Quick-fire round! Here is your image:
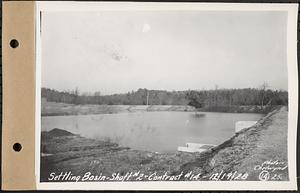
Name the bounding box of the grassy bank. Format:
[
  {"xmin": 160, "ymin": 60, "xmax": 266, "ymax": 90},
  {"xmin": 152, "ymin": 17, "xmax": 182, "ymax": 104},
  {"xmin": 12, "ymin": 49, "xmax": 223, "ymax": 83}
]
[{"xmin": 41, "ymin": 106, "xmax": 288, "ymax": 182}]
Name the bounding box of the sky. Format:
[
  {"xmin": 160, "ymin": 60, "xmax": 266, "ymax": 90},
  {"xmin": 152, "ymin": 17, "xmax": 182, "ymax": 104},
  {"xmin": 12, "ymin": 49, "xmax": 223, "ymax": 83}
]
[{"xmin": 42, "ymin": 11, "xmax": 288, "ymax": 95}]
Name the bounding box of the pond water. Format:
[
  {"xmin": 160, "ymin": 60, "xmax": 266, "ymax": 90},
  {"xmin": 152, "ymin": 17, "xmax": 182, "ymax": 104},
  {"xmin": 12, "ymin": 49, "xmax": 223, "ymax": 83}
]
[{"xmin": 41, "ymin": 111, "xmax": 263, "ymax": 153}]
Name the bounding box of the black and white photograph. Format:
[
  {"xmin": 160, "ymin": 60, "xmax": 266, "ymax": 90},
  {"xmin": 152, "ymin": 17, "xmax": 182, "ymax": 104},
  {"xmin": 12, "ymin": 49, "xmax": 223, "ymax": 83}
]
[{"xmin": 36, "ymin": 2, "xmax": 298, "ymax": 190}]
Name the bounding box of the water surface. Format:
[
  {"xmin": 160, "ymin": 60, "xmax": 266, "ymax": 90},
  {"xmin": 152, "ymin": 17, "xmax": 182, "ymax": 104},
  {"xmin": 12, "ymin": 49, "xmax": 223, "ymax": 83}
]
[{"xmin": 42, "ymin": 111, "xmax": 263, "ymax": 152}]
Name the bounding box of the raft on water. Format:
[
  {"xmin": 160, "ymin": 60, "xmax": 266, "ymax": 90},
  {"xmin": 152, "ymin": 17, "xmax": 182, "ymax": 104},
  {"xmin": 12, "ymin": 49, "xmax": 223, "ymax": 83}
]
[
  {"xmin": 177, "ymin": 143, "xmax": 216, "ymax": 153},
  {"xmin": 194, "ymin": 112, "xmax": 206, "ymax": 117}
]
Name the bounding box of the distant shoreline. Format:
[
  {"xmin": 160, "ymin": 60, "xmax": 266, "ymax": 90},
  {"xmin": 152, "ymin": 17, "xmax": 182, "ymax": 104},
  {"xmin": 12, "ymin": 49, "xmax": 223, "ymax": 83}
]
[
  {"xmin": 42, "ymin": 102, "xmax": 196, "ymax": 116},
  {"xmin": 41, "ymin": 101, "xmax": 277, "ymax": 116}
]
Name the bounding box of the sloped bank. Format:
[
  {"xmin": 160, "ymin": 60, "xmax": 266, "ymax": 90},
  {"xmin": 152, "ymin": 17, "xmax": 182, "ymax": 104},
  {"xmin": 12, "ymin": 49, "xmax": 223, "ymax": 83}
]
[
  {"xmin": 178, "ymin": 106, "xmax": 289, "ymax": 181},
  {"xmin": 40, "ymin": 106, "xmax": 288, "ymax": 182}
]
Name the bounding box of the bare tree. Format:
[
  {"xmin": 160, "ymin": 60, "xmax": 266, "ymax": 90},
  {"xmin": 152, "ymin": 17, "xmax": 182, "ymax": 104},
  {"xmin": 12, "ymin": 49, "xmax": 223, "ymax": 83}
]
[
  {"xmin": 259, "ymin": 82, "xmax": 269, "ymax": 109},
  {"xmin": 215, "ymin": 84, "xmax": 219, "ymax": 106},
  {"xmin": 72, "ymin": 87, "xmax": 80, "ymax": 104}
]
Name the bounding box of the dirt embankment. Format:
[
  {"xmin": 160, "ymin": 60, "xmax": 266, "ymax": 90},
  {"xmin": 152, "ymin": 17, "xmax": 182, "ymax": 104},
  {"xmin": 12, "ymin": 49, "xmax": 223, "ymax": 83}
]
[
  {"xmin": 41, "ymin": 129, "xmax": 199, "ymax": 181},
  {"xmin": 42, "ymin": 101, "xmax": 274, "ymax": 116},
  {"xmin": 41, "ymin": 106, "xmax": 288, "ymax": 182},
  {"xmin": 42, "ymin": 102, "xmax": 196, "ymax": 116}
]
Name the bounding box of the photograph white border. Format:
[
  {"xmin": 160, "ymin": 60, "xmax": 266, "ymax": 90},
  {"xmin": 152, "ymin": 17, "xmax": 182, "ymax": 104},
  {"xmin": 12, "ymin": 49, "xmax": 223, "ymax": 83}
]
[{"xmin": 35, "ymin": 1, "xmax": 298, "ymax": 190}]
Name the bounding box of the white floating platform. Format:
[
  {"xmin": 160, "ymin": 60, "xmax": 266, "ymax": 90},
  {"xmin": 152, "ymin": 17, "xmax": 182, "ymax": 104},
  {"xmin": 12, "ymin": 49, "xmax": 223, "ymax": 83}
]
[
  {"xmin": 186, "ymin": 143, "xmax": 216, "ymax": 149},
  {"xmin": 177, "ymin": 146, "xmax": 207, "ymax": 153},
  {"xmin": 235, "ymin": 121, "xmax": 257, "ymax": 133},
  {"xmin": 178, "ymin": 142, "xmax": 216, "ymax": 153}
]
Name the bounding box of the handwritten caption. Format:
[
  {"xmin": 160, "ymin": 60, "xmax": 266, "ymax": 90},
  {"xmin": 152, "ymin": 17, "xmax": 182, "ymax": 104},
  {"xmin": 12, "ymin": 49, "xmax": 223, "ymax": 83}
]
[
  {"xmin": 47, "ymin": 159, "xmax": 287, "ymax": 182},
  {"xmin": 48, "ymin": 171, "xmax": 203, "ymax": 182},
  {"xmin": 48, "ymin": 170, "xmax": 251, "ymax": 182},
  {"xmin": 253, "ymin": 159, "xmax": 288, "ymax": 181}
]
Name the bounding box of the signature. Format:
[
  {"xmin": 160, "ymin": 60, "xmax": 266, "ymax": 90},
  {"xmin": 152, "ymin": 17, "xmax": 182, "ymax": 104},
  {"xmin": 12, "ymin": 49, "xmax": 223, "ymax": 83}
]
[{"xmin": 254, "ymin": 159, "xmax": 288, "ymax": 181}]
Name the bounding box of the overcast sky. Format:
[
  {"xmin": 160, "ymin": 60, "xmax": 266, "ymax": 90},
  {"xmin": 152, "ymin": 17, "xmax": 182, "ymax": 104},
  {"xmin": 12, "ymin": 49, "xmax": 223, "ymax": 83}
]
[{"xmin": 42, "ymin": 11, "xmax": 287, "ymax": 94}]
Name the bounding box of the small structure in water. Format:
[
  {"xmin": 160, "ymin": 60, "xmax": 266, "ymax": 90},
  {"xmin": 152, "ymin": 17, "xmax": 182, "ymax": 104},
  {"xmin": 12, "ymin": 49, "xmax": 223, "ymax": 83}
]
[
  {"xmin": 177, "ymin": 142, "xmax": 216, "ymax": 153},
  {"xmin": 194, "ymin": 112, "xmax": 205, "ymax": 118},
  {"xmin": 235, "ymin": 121, "xmax": 257, "ymax": 133}
]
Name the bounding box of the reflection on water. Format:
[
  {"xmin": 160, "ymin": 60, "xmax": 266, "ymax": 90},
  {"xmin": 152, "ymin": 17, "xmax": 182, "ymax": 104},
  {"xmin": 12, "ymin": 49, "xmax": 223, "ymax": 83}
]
[{"xmin": 41, "ymin": 111, "xmax": 263, "ymax": 153}]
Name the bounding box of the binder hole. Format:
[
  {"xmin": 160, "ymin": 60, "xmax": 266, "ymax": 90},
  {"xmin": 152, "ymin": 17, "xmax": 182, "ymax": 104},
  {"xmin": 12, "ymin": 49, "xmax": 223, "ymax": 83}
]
[
  {"xmin": 10, "ymin": 39, "xmax": 19, "ymax": 48},
  {"xmin": 13, "ymin": 143, "xmax": 22, "ymax": 152}
]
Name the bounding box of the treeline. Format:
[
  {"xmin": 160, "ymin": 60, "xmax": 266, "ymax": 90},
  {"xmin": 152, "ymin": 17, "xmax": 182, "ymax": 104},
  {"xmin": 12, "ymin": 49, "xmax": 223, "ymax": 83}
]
[
  {"xmin": 186, "ymin": 88, "xmax": 288, "ymax": 109},
  {"xmin": 42, "ymin": 87, "xmax": 288, "ymax": 108},
  {"xmin": 42, "ymin": 88, "xmax": 188, "ymax": 105}
]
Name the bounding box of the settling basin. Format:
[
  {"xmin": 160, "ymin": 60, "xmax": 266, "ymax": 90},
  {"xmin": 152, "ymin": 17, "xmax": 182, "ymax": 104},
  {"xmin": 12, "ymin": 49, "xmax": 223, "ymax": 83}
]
[{"xmin": 41, "ymin": 111, "xmax": 263, "ymax": 153}]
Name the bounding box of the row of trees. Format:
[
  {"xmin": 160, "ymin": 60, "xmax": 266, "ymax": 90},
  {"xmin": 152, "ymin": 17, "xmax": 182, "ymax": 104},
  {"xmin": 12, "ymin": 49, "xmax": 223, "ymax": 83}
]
[
  {"xmin": 42, "ymin": 86, "xmax": 288, "ymax": 108},
  {"xmin": 42, "ymin": 88, "xmax": 189, "ymax": 105},
  {"xmin": 186, "ymin": 88, "xmax": 287, "ymax": 109}
]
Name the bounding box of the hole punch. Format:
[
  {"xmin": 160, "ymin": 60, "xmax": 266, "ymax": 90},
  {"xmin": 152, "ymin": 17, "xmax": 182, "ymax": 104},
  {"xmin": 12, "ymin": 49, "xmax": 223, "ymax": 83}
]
[
  {"xmin": 10, "ymin": 39, "xmax": 19, "ymax": 48},
  {"xmin": 13, "ymin": 143, "xmax": 22, "ymax": 152}
]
